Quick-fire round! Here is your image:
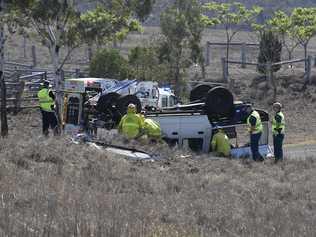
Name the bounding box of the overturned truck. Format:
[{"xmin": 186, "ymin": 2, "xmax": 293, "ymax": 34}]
[{"xmin": 63, "ymin": 82, "xmax": 272, "ymax": 158}]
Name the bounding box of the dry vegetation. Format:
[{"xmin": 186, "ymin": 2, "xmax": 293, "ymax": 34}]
[{"xmin": 0, "ymin": 110, "xmax": 315, "ymax": 236}]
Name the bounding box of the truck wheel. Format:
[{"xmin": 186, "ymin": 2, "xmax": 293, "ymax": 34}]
[
  {"xmin": 96, "ymin": 92, "xmax": 120, "ymax": 113},
  {"xmin": 188, "ymin": 139, "xmax": 203, "ymax": 152},
  {"xmin": 190, "ymin": 84, "xmax": 212, "ymax": 102},
  {"xmin": 205, "ymin": 86, "xmax": 234, "ymax": 121},
  {"xmin": 117, "ymin": 95, "xmax": 142, "ymax": 115}
]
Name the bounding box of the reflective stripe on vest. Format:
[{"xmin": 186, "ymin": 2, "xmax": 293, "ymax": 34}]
[
  {"xmin": 38, "ymin": 89, "xmax": 54, "ymax": 112},
  {"xmin": 247, "ymin": 110, "xmax": 263, "ymax": 134},
  {"xmin": 272, "ymin": 111, "xmax": 285, "ymax": 135}
]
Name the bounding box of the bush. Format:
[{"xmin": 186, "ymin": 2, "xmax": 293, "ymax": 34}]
[
  {"xmin": 89, "ymin": 48, "xmax": 130, "ymax": 79},
  {"xmin": 257, "ymin": 30, "xmax": 282, "ymax": 74}
]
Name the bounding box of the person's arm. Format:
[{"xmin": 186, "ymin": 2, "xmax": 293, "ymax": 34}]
[
  {"xmin": 49, "ymin": 91, "xmax": 55, "ymax": 100},
  {"xmin": 249, "ymin": 116, "xmax": 257, "ymax": 133},
  {"xmin": 274, "ymin": 114, "xmax": 283, "ymax": 134},
  {"xmin": 118, "ymin": 116, "xmax": 124, "ymax": 133}
]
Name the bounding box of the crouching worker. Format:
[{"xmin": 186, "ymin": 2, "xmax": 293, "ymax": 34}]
[
  {"xmin": 143, "ymin": 118, "xmax": 162, "ymax": 143},
  {"xmin": 211, "ymin": 127, "xmax": 231, "ymax": 157},
  {"xmin": 118, "ymin": 104, "xmax": 144, "ymax": 139},
  {"xmin": 37, "ymin": 80, "xmax": 58, "ymax": 136}
]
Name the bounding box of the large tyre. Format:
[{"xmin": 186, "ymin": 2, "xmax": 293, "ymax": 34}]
[
  {"xmin": 96, "ymin": 92, "xmax": 120, "ymax": 113},
  {"xmin": 190, "ymin": 84, "xmax": 212, "ymax": 102},
  {"xmin": 117, "ymin": 94, "xmax": 142, "ymax": 115},
  {"xmin": 205, "ymin": 86, "xmax": 235, "ymax": 121}
]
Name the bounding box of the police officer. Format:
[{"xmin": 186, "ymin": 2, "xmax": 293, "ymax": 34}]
[
  {"xmin": 37, "ymin": 81, "xmax": 58, "ymax": 136},
  {"xmin": 118, "ymin": 104, "xmax": 144, "ymax": 139},
  {"xmin": 247, "ymin": 106, "xmax": 263, "ymax": 161},
  {"xmin": 272, "ymin": 102, "xmax": 285, "ymax": 163}
]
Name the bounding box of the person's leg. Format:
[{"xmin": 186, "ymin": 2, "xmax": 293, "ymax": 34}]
[
  {"xmin": 49, "ymin": 112, "xmax": 59, "ymax": 136},
  {"xmin": 275, "ymin": 134, "xmax": 285, "ymax": 162},
  {"xmin": 250, "ymin": 134, "xmax": 257, "ymax": 161},
  {"xmin": 41, "ymin": 110, "xmax": 49, "ymax": 136},
  {"xmin": 252, "ymin": 133, "xmax": 261, "ymax": 161}
]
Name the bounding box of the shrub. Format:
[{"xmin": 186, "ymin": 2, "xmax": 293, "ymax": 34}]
[
  {"xmin": 89, "ymin": 48, "xmax": 130, "ymax": 79},
  {"xmin": 257, "ymin": 30, "xmax": 282, "ymax": 74}
]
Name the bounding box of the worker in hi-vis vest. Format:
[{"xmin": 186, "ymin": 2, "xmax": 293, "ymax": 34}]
[
  {"xmin": 143, "ymin": 118, "xmax": 162, "ymax": 142},
  {"xmin": 118, "ymin": 104, "xmax": 144, "ymax": 139},
  {"xmin": 272, "ymin": 102, "xmax": 285, "ymax": 163},
  {"xmin": 247, "ymin": 106, "xmax": 264, "ymax": 161},
  {"xmin": 211, "ymin": 127, "xmax": 231, "ymax": 157},
  {"xmin": 37, "ymin": 80, "xmax": 58, "ymax": 136}
]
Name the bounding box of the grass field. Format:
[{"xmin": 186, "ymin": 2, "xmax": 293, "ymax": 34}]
[
  {"xmin": 1, "ymin": 111, "xmax": 316, "ymax": 236},
  {"xmin": 2, "ymin": 27, "xmax": 316, "ymax": 236}
]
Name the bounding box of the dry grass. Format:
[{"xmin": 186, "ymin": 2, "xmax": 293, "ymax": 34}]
[{"xmin": 0, "ymin": 111, "xmax": 316, "ymax": 236}]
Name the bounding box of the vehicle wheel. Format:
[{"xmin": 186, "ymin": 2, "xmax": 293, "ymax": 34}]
[
  {"xmin": 117, "ymin": 94, "xmax": 142, "ymax": 115},
  {"xmin": 96, "ymin": 92, "xmax": 120, "ymax": 113},
  {"xmin": 188, "ymin": 139, "xmax": 203, "ymax": 152},
  {"xmin": 205, "ymin": 86, "xmax": 235, "ymax": 121},
  {"xmin": 190, "ymin": 84, "xmax": 212, "ymax": 102}
]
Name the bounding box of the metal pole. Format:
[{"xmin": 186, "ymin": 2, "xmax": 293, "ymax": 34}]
[{"xmin": 241, "ymin": 42, "xmax": 246, "ymax": 69}]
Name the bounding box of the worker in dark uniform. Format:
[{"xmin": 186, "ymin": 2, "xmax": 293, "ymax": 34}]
[
  {"xmin": 272, "ymin": 102, "xmax": 285, "ymax": 163},
  {"xmin": 247, "ymin": 107, "xmax": 263, "ymax": 161},
  {"xmin": 37, "ymin": 81, "xmax": 58, "ymax": 136}
]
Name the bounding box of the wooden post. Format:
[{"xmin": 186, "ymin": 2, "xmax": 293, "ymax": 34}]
[
  {"xmin": 87, "ymin": 47, "xmax": 92, "ymax": 62},
  {"xmin": 14, "ymin": 80, "xmax": 25, "ymax": 115},
  {"xmin": 206, "ymin": 42, "xmax": 210, "ymax": 66},
  {"xmin": 23, "ymin": 35, "xmax": 27, "ymax": 58},
  {"xmin": 241, "ymin": 43, "xmax": 246, "ymax": 68},
  {"xmin": 31, "ymin": 45, "xmax": 37, "ymax": 67},
  {"xmin": 306, "ymin": 55, "xmax": 312, "ymax": 84},
  {"xmin": 75, "ymin": 68, "xmax": 80, "ymax": 78},
  {"xmin": 0, "ymin": 71, "xmax": 8, "ymax": 137},
  {"xmin": 221, "ymin": 57, "xmax": 228, "ymax": 83}
]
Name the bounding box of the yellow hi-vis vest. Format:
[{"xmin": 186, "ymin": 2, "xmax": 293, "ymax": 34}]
[
  {"xmin": 247, "ymin": 110, "xmax": 263, "ymax": 134},
  {"xmin": 118, "ymin": 112, "xmax": 144, "ymax": 139},
  {"xmin": 38, "ymin": 88, "xmax": 54, "ymax": 112},
  {"xmin": 144, "ymin": 118, "xmax": 161, "ymax": 139},
  {"xmin": 272, "ymin": 111, "xmax": 285, "ymax": 135},
  {"xmin": 211, "ymin": 131, "xmax": 231, "ymax": 157}
]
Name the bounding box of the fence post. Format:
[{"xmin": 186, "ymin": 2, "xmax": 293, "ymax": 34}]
[
  {"xmin": 31, "ymin": 45, "xmax": 37, "ymax": 67},
  {"xmin": 0, "ymin": 71, "xmax": 8, "ymax": 137},
  {"xmin": 241, "ymin": 42, "xmax": 246, "ymax": 68},
  {"xmin": 314, "ymin": 55, "xmax": 316, "ymax": 67},
  {"xmin": 87, "ymin": 47, "xmax": 92, "ymax": 62},
  {"xmin": 206, "ymin": 42, "xmax": 210, "ymax": 66},
  {"xmin": 23, "ymin": 35, "xmax": 27, "ymax": 58},
  {"xmin": 221, "ymin": 57, "xmax": 228, "ymax": 83},
  {"xmin": 75, "ymin": 68, "xmax": 80, "ymax": 78},
  {"xmin": 306, "ymin": 55, "xmax": 312, "ymax": 84}
]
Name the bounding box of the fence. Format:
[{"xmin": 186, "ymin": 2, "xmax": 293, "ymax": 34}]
[
  {"xmin": 205, "ymin": 41, "xmax": 260, "ymax": 66},
  {"xmin": 221, "ymin": 56, "xmax": 314, "ymax": 84}
]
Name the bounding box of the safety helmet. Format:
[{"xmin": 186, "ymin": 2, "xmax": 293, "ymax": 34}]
[
  {"xmin": 273, "ymin": 102, "xmax": 282, "ymax": 110},
  {"xmin": 127, "ymin": 103, "xmax": 136, "ymax": 113}
]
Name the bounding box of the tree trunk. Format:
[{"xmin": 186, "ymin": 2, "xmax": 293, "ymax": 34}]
[
  {"xmin": 50, "ymin": 44, "xmax": 62, "ymax": 133},
  {"xmin": 304, "ymin": 43, "xmax": 308, "ymax": 72},
  {"xmin": 0, "ymin": 21, "xmax": 8, "ymax": 137}
]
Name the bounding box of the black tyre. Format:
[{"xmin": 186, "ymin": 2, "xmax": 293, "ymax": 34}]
[
  {"xmin": 188, "ymin": 139, "xmax": 203, "ymax": 152},
  {"xmin": 96, "ymin": 92, "xmax": 120, "ymax": 113},
  {"xmin": 205, "ymin": 86, "xmax": 235, "ymax": 121},
  {"xmin": 117, "ymin": 94, "xmax": 142, "ymax": 115},
  {"xmin": 190, "ymin": 84, "xmax": 212, "ymax": 102}
]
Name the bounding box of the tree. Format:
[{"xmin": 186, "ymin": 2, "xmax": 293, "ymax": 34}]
[
  {"xmin": 268, "ymin": 11, "xmax": 299, "ymax": 61},
  {"xmin": 0, "ymin": 0, "xmax": 29, "ymax": 137},
  {"xmin": 128, "ymin": 46, "xmax": 169, "ymax": 82},
  {"xmin": 202, "ymin": 2, "xmax": 262, "ymax": 79},
  {"xmin": 257, "ymin": 30, "xmax": 282, "ymax": 74},
  {"xmin": 290, "ymin": 7, "xmax": 316, "ymax": 71},
  {"xmin": 160, "ymin": 0, "xmax": 206, "ymax": 95},
  {"xmin": 89, "ymin": 48, "xmax": 130, "ymax": 80}
]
